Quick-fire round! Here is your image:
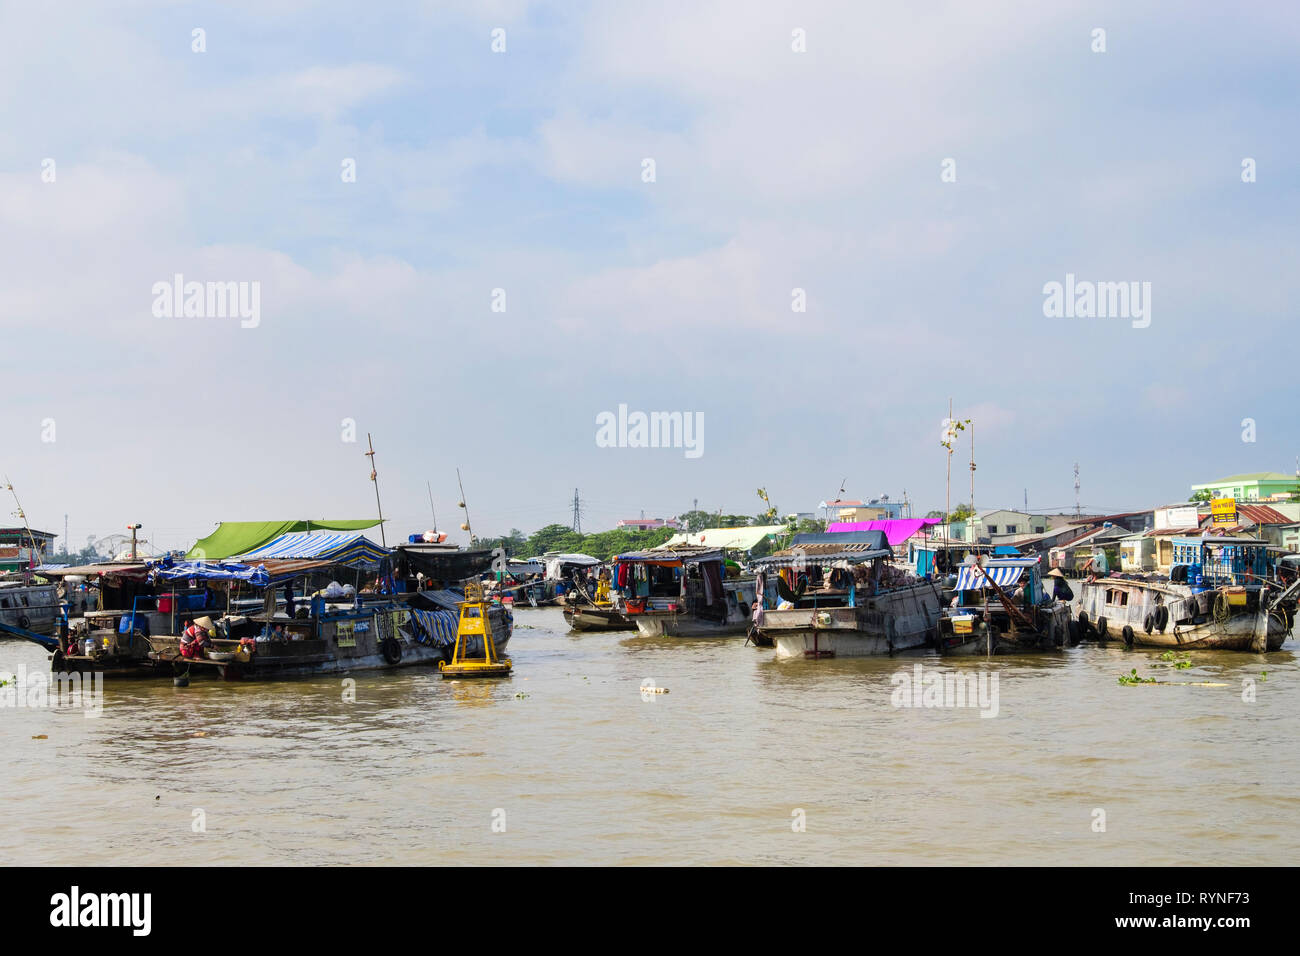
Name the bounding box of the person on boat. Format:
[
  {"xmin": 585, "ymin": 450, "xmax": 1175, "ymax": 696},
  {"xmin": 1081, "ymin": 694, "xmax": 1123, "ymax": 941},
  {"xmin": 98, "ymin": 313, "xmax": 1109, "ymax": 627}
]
[
  {"xmin": 1047, "ymin": 568, "xmax": 1074, "ymax": 602},
  {"xmin": 179, "ymin": 619, "xmax": 204, "ymax": 658}
]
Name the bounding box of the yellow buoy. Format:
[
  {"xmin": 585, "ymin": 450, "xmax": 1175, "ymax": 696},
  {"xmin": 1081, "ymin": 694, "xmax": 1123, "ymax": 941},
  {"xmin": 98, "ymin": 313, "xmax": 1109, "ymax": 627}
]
[{"xmin": 439, "ymin": 581, "xmax": 512, "ymax": 679}]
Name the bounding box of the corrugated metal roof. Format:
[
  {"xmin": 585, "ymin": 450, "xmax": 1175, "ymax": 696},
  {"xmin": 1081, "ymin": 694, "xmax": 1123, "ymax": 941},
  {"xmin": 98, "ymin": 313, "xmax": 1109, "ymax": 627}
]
[
  {"xmin": 1234, "ymin": 504, "xmax": 1291, "ymax": 525},
  {"xmin": 618, "ymin": 545, "xmax": 723, "ymax": 563},
  {"xmin": 751, "ymin": 542, "xmax": 892, "ymax": 568},
  {"xmin": 42, "ymin": 561, "xmax": 151, "ymax": 578}
]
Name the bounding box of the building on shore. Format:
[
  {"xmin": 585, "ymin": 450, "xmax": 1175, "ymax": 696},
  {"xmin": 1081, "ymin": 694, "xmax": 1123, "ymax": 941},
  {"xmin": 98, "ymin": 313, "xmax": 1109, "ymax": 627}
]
[
  {"xmin": 615, "ymin": 518, "xmax": 682, "ymax": 531},
  {"xmin": 819, "ymin": 497, "xmax": 905, "ymax": 521},
  {"xmin": 1190, "ymin": 472, "xmax": 1297, "ymax": 501},
  {"xmin": 0, "ymin": 527, "xmax": 57, "ymax": 573},
  {"xmin": 930, "ymin": 510, "xmax": 1049, "ymax": 545}
]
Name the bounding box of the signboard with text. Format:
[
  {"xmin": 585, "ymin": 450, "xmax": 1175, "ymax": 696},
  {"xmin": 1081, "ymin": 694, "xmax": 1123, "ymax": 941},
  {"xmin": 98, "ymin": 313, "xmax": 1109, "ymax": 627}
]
[
  {"xmin": 1155, "ymin": 507, "xmax": 1199, "ymax": 530},
  {"xmin": 1211, "ymin": 497, "xmax": 1238, "ymax": 526}
]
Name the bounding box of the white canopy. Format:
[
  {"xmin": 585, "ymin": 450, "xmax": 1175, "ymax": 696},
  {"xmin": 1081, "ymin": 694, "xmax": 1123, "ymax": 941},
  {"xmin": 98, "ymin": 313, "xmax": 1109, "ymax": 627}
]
[
  {"xmin": 544, "ymin": 553, "xmax": 602, "ymax": 580},
  {"xmin": 663, "ymin": 525, "xmax": 787, "ymax": 551}
]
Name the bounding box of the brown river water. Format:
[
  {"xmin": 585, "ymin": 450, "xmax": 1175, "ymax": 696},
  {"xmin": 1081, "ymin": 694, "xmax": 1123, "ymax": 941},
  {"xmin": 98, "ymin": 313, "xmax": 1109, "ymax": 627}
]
[{"xmin": 1, "ymin": 608, "xmax": 1296, "ymax": 865}]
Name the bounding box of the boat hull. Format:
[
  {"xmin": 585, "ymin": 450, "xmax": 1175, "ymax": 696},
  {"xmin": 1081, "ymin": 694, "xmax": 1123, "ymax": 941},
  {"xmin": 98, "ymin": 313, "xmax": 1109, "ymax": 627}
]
[
  {"xmin": 633, "ymin": 614, "xmax": 748, "ymax": 638},
  {"xmin": 148, "ymin": 633, "xmax": 513, "ymax": 680},
  {"xmin": 54, "ymin": 604, "xmax": 514, "ymax": 679},
  {"xmin": 760, "ymin": 583, "xmax": 943, "ymax": 659},
  {"xmin": 1077, "ymin": 580, "xmax": 1289, "ymax": 652},
  {"xmin": 770, "ymin": 627, "xmax": 931, "ymax": 659},
  {"xmin": 563, "ymin": 605, "xmax": 635, "ymax": 631},
  {"xmin": 1090, "ymin": 615, "xmax": 1286, "ymax": 652},
  {"xmin": 0, "ymin": 583, "xmax": 60, "ymax": 636}
]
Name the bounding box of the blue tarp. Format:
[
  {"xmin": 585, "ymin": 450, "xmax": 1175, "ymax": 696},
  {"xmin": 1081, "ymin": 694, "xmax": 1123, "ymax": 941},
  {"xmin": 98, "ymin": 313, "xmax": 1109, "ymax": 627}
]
[{"xmin": 152, "ymin": 561, "xmax": 271, "ymax": 586}]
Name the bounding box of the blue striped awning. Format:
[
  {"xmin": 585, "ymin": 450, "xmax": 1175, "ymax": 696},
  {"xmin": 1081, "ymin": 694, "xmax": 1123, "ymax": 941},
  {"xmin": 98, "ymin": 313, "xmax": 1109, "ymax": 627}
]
[
  {"xmin": 240, "ymin": 531, "xmax": 390, "ymax": 570},
  {"xmin": 409, "ymin": 608, "xmax": 458, "ymax": 647},
  {"xmin": 955, "ymin": 564, "xmax": 1025, "ymax": 591}
]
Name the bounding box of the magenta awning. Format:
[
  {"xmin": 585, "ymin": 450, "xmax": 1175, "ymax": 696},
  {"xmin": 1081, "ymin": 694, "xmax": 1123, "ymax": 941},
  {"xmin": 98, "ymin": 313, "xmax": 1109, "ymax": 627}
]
[{"xmin": 825, "ymin": 518, "xmax": 938, "ymax": 545}]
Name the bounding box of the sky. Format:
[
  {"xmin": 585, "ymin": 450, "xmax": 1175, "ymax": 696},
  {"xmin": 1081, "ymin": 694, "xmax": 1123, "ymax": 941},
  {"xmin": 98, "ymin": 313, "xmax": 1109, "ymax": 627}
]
[{"xmin": 1, "ymin": 1, "xmax": 1297, "ymax": 555}]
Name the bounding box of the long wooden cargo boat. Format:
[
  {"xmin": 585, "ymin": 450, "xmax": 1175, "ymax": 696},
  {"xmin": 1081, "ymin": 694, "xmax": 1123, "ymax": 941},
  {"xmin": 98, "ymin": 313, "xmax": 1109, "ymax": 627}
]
[
  {"xmin": 1074, "ymin": 535, "xmax": 1294, "ymax": 652},
  {"xmin": 32, "ymin": 545, "xmax": 510, "ymax": 678}
]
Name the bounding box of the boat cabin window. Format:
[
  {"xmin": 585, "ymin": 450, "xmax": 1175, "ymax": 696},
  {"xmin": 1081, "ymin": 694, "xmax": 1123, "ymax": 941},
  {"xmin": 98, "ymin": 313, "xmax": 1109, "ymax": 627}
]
[{"xmin": 1106, "ymin": 589, "xmax": 1128, "ymax": 606}]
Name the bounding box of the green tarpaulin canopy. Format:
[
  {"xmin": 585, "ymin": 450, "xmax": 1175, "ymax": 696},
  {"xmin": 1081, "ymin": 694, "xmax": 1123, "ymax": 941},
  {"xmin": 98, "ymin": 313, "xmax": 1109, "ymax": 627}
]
[{"xmin": 186, "ymin": 519, "xmax": 383, "ymax": 560}]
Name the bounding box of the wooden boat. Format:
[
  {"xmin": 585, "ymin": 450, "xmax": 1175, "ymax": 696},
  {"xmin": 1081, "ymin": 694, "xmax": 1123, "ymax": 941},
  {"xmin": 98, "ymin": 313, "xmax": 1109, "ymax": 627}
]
[
  {"xmin": 563, "ymin": 603, "xmax": 634, "ymax": 631},
  {"xmin": 0, "ymin": 579, "xmax": 60, "ymax": 635},
  {"xmin": 1074, "ymin": 535, "xmax": 1294, "ymax": 652},
  {"xmin": 938, "ymin": 557, "xmax": 1073, "ymax": 654},
  {"xmin": 33, "ymin": 553, "xmax": 512, "ymax": 679},
  {"xmin": 616, "ymin": 545, "xmax": 756, "ymax": 638},
  {"xmin": 748, "ymin": 532, "xmax": 944, "ymax": 658},
  {"xmin": 491, "ymin": 570, "xmax": 548, "ymax": 608},
  {"xmin": 144, "ymin": 587, "xmax": 513, "ymax": 680},
  {"xmin": 562, "ymin": 577, "xmax": 635, "ymax": 631}
]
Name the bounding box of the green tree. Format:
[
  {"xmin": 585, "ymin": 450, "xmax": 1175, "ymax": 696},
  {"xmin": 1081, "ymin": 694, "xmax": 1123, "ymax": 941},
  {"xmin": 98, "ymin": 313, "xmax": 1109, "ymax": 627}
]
[
  {"xmin": 678, "ymin": 510, "xmax": 713, "ymax": 532},
  {"xmin": 716, "ymin": 514, "xmax": 753, "ymax": 528},
  {"xmin": 477, "ymin": 528, "xmax": 526, "ymax": 556},
  {"xmin": 1188, "ymin": 490, "xmax": 1212, "ymax": 503},
  {"xmin": 526, "ymin": 524, "xmax": 583, "ymax": 556}
]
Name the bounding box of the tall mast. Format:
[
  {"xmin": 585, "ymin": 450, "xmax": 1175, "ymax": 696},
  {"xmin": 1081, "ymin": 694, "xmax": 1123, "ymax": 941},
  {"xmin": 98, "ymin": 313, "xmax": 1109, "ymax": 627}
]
[
  {"xmin": 365, "ymin": 434, "xmax": 387, "ymax": 546},
  {"xmin": 4, "ymin": 476, "xmax": 42, "ymax": 575},
  {"xmin": 944, "ymin": 399, "xmax": 952, "ymax": 556},
  {"xmin": 457, "ymin": 468, "xmax": 474, "ymax": 545},
  {"xmin": 969, "ymin": 421, "xmax": 976, "ymax": 527}
]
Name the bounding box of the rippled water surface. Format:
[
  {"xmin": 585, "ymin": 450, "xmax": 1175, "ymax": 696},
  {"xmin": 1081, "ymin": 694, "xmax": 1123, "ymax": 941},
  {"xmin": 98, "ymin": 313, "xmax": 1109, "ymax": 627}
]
[{"xmin": 1, "ymin": 609, "xmax": 1295, "ymax": 865}]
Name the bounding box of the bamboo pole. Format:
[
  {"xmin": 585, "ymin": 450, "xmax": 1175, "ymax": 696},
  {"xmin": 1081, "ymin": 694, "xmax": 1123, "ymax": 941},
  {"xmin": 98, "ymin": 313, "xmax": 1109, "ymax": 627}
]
[{"xmin": 366, "ymin": 434, "xmax": 387, "ymax": 547}]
